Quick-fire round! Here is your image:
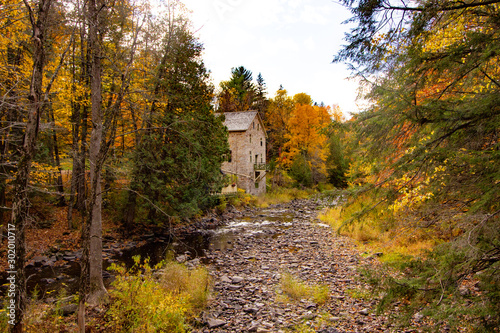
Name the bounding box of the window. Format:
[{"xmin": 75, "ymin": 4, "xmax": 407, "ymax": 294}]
[
  {"xmin": 253, "ymin": 122, "xmax": 255, "ymax": 129},
  {"xmin": 255, "ymin": 171, "xmax": 261, "ymax": 188},
  {"xmin": 260, "ymin": 138, "xmax": 263, "ymax": 146},
  {"xmin": 249, "ymin": 134, "xmax": 251, "ymax": 143},
  {"xmin": 250, "ymin": 151, "xmax": 252, "ymax": 162},
  {"xmin": 228, "ymin": 150, "xmax": 232, "ymax": 162},
  {"xmin": 255, "ymin": 154, "xmax": 258, "ymax": 163},
  {"xmin": 260, "ymin": 154, "xmax": 263, "ymax": 163}
]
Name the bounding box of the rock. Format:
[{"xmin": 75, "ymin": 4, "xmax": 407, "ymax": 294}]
[
  {"xmin": 231, "ymin": 276, "xmax": 245, "ymax": 283},
  {"xmin": 359, "ymin": 308, "xmax": 369, "ymax": 315},
  {"xmin": 175, "ymin": 255, "xmax": 187, "ymax": 263},
  {"xmin": 318, "ymin": 328, "xmax": 341, "ymax": 333},
  {"xmin": 60, "ymin": 304, "xmax": 78, "ymax": 316},
  {"xmin": 413, "ymin": 312, "xmax": 424, "ymax": 322},
  {"xmin": 304, "ymin": 302, "xmax": 317, "ymax": 309},
  {"xmin": 207, "ymin": 318, "xmax": 226, "ymax": 328},
  {"xmin": 220, "ymin": 275, "xmax": 232, "ymax": 283},
  {"xmin": 243, "ymin": 305, "xmax": 259, "ymax": 314}
]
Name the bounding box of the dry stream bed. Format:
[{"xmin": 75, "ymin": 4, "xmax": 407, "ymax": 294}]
[{"xmin": 195, "ymin": 199, "xmax": 395, "ymax": 333}]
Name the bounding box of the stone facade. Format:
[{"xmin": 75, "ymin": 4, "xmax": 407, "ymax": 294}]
[{"xmin": 219, "ymin": 111, "xmax": 267, "ymax": 196}]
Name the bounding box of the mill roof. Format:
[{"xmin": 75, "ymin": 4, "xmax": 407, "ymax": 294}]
[{"xmin": 217, "ymin": 111, "xmax": 261, "ymax": 132}]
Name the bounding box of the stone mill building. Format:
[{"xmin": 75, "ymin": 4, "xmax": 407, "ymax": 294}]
[{"xmin": 217, "ymin": 111, "xmax": 267, "ymax": 196}]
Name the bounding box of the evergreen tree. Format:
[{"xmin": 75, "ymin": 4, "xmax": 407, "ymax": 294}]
[
  {"xmin": 124, "ymin": 21, "xmax": 229, "ymax": 226},
  {"xmin": 217, "ymin": 66, "xmax": 257, "ymax": 112},
  {"xmin": 255, "ymin": 72, "xmax": 268, "ymax": 117},
  {"xmin": 337, "ymin": 0, "xmax": 500, "ymax": 329}
]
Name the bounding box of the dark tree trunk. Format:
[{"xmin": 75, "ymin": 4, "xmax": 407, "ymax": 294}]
[
  {"xmin": 49, "ymin": 104, "xmax": 65, "ymax": 206},
  {"xmin": 11, "ymin": 1, "xmax": 53, "ymax": 332}
]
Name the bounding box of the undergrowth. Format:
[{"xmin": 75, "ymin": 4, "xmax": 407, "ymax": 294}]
[
  {"xmin": 105, "ymin": 256, "xmax": 211, "ymax": 332},
  {"xmin": 320, "ymin": 190, "xmax": 500, "ymax": 332},
  {"xmin": 279, "ymin": 272, "xmax": 329, "ymax": 305}
]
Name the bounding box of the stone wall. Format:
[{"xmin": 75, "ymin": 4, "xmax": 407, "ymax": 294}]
[{"xmin": 221, "ymin": 117, "xmax": 266, "ymax": 196}]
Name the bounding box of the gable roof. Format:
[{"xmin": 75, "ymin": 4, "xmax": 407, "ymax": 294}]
[{"xmin": 217, "ymin": 111, "xmax": 261, "ymax": 132}]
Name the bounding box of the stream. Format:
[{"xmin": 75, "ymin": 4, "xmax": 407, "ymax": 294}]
[{"xmin": 2, "ymin": 207, "xmax": 294, "ymax": 300}]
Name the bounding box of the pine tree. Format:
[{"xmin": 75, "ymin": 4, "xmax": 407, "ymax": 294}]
[{"xmin": 336, "ymin": 0, "xmax": 500, "ymax": 329}]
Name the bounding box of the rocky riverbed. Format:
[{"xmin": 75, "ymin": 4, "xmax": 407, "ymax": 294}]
[{"xmin": 195, "ymin": 199, "xmax": 392, "ymax": 333}]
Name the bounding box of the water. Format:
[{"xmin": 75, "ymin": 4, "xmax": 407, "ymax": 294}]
[{"xmin": 2, "ymin": 209, "xmax": 294, "ymax": 299}]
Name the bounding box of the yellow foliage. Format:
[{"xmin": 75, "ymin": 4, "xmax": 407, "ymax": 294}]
[{"xmin": 282, "ymin": 104, "xmax": 330, "ymax": 177}]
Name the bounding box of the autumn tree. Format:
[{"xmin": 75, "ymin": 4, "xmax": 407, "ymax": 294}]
[
  {"xmin": 265, "ymin": 88, "xmax": 295, "ymax": 164},
  {"xmin": 336, "ymin": 0, "xmax": 500, "ymax": 329},
  {"xmin": 0, "ymin": 1, "xmax": 30, "ymax": 227},
  {"xmin": 8, "ymin": 0, "xmax": 56, "ymax": 331},
  {"xmin": 78, "ymin": 0, "xmax": 146, "ymax": 328},
  {"xmin": 284, "ymin": 97, "xmax": 331, "ymax": 185}
]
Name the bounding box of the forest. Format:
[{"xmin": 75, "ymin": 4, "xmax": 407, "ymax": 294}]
[{"xmin": 0, "ymin": 0, "xmax": 499, "ymax": 332}]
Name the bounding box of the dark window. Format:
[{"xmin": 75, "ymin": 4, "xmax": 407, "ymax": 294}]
[{"xmin": 260, "ymin": 138, "xmax": 263, "ymax": 146}]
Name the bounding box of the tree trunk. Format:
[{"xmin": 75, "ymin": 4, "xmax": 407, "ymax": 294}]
[
  {"xmin": 49, "ymin": 104, "xmax": 65, "ymax": 206},
  {"xmin": 11, "ymin": 1, "xmax": 53, "ymax": 331},
  {"xmin": 79, "ymin": 1, "xmax": 107, "ymax": 329},
  {"xmin": 75, "ymin": 25, "xmax": 90, "ymax": 212},
  {"xmin": 86, "ymin": 0, "xmax": 107, "ymax": 306}
]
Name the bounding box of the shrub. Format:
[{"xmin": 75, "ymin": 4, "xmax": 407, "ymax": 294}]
[{"xmin": 106, "ymin": 256, "xmax": 211, "ymax": 332}]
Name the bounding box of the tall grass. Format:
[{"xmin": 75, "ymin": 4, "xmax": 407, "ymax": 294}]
[
  {"xmin": 318, "ymin": 193, "xmax": 439, "ymax": 260},
  {"xmin": 256, "ymin": 187, "xmax": 315, "ymax": 208},
  {"xmin": 279, "ymin": 273, "xmax": 330, "ymax": 305},
  {"xmin": 106, "ymin": 256, "xmax": 211, "ymax": 332}
]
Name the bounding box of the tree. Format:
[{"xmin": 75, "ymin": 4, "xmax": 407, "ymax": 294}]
[
  {"xmin": 265, "ymin": 88, "xmax": 295, "ymax": 163},
  {"xmin": 336, "ymin": 0, "xmax": 500, "ymax": 329},
  {"xmin": 217, "ymin": 66, "xmax": 256, "ymax": 112},
  {"xmin": 78, "ymin": 0, "xmax": 147, "ymax": 329},
  {"xmin": 254, "ymin": 72, "xmax": 268, "ymax": 116},
  {"xmin": 326, "ymin": 105, "xmax": 348, "ymax": 188},
  {"xmin": 283, "ymin": 100, "xmax": 331, "ymax": 185},
  {"xmin": 123, "ymin": 1, "xmax": 229, "ymax": 227},
  {"xmin": 10, "ymin": 0, "xmax": 54, "ymax": 331}
]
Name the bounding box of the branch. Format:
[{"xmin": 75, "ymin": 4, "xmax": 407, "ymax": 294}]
[
  {"xmin": 21, "ymin": 0, "xmax": 36, "ymax": 28},
  {"xmin": 480, "ymin": 69, "xmax": 500, "ymax": 88},
  {"xmin": 381, "ymin": 0, "xmax": 500, "ymax": 12}
]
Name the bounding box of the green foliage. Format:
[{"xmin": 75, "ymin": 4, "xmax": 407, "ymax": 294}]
[
  {"xmin": 217, "ymin": 66, "xmax": 257, "ymax": 112},
  {"xmin": 128, "ymin": 24, "xmax": 229, "ymax": 221},
  {"xmin": 336, "ymin": 1, "xmax": 500, "ymax": 330},
  {"xmin": 326, "ymin": 131, "xmax": 348, "ymax": 188},
  {"xmin": 289, "ymin": 153, "xmax": 313, "ymax": 188},
  {"xmin": 106, "ymin": 256, "xmax": 211, "ymax": 332}
]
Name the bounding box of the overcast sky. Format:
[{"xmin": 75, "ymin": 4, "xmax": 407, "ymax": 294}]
[{"xmin": 181, "ymin": 0, "xmax": 361, "ymax": 115}]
